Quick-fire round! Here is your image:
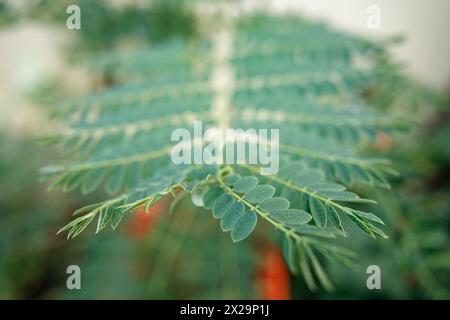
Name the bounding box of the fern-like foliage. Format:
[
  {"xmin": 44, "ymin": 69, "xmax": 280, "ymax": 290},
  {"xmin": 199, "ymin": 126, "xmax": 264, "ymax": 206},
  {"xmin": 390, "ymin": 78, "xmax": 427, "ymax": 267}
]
[{"xmin": 42, "ymin": 14, "xmax": 406, "ymax": 291}]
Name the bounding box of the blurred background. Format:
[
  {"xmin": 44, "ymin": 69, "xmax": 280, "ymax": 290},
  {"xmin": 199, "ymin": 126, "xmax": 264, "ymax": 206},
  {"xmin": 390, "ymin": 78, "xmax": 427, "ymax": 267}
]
[{"xmin": 0, "ymin": 0, "xmax": 449, "ymax": 299}]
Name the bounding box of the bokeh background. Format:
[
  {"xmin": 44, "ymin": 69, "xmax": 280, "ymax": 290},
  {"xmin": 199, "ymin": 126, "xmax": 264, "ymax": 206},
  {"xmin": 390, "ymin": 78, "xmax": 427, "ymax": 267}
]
[{"xmin": 0, "ymin": 0, "xmax": 449, "ymax": 299}]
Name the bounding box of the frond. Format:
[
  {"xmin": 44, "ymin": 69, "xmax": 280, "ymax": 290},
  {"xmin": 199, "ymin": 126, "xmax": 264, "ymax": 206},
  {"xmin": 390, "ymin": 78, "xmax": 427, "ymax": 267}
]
[{"xmin": 43, "ymin": 14, "xmax": 406, "ymax": 291}]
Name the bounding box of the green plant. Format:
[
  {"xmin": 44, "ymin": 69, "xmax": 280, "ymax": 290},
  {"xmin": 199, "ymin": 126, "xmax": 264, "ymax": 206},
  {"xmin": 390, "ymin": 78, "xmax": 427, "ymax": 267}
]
[{"xmin": 42, "ymin": 14, "xmax": 407, "ymax": 291}]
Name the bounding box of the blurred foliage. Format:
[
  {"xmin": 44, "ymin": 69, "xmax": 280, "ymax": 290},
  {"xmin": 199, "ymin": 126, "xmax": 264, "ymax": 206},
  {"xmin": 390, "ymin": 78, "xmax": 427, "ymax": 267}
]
[
  {"xmin": 1, "ymin": 0, "xmax": 256, "ymax": 300},
  {"xmin": 1, "ymin": 0, "xmax": 198, "ymax": 51},
  {"xmin": 0, "ymin": 132, "xmax": 69, "ymax": 298},
  {"xmin": 316, "ymin": 73, "xmax": 450, "ymax": 299},
  {"xmin": 0, "ymin": 0, "xmax": 448, "ymax": 299},
  {"xmin": 0, "ymin": 1, "xmax": 14, "ymax": 26}
]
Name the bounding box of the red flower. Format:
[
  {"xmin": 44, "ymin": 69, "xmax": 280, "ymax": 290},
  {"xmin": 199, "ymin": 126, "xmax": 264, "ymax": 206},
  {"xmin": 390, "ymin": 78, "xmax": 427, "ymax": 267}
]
[
  {"xmin": 127, "ymin": 201, "xmax": 164, "ymax": 240},
  {"xmin": 256, "ymin": 245, "xmax": 291, "ymax": 300}
]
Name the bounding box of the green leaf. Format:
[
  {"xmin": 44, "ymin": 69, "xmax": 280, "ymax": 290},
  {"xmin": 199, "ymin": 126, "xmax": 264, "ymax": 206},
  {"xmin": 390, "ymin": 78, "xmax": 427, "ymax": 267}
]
[
  {"xmin": 270, "ymin": 209, "xmax": 311, "ymax": 225},
  {"xmin": 212, "ymin": 193, "xmax": 234, "ymax": 219},
  {"xmin": 291, "ymin": 169, "xmax": 324, "ymax": 186},
  {"xmin": 111, "ymin": 209, "xmax": 125, "ymax": 230},
  {"xmin": 279, "ymin": 162, "xmax": 307, "ymax": 177},
  {"xmin": 309, "ymin": 197, "xmax": 328, "ymax": 228},
  {"xmin": 105, "ymin": 166, "xmax": 125, "ymax": 195},
  {"xmin": 70, "ymin": 215, "xmax": 96, "ymax": 238},
  {"xmin": 225, "ymin": 174, "xmax": 241, "ymax": 184},
  {"xmin": 282, "ymin": 236, "xmax": 299, "ymax": 274},
  {"xmin": 319, "ymin": 190, "xmax": 376, "ymax": 204},
  {"xmin": 244, "ymin": 185, "xmax": 276, "ymax": 203},
  {"xmin": 328, "ymin": 206, "xmax": 345, "ymax": 234},
  {"xmin": 289, "ymin": 225, "xmax": 336, "ymax": 238},
  {"xmin": 351, "ymin": 165, "xmax": 372, "ymax": 184},
  {"xmin": 353, "ymin": 210, "xmax": 384, "ymax": 225},
  {"xmin": 124, "ymin": 162, "xmax": 142, "ymax": 190},
  {"xmin": 220, "ymin": 201, "xmax": 245, "ymax": 231},
  {"xmin": 281, "ymin": 186, "xmax": 299, "ymax": 208},
  {"xmin": 347, "ymin": 211, "xmax": 375, "ymax": 238},
  {"xmin": 303, "ymin": 242, "xmax": 334, "ymax": 291},
  {"xmin": 259, "ymin": 197, "xmax": 290, "ymax": 212},
  {"xmin": 73, "ymin": 201, "xmax": 104, "ymax": 216},
  {"xmin": 297, "ymin": 242, "xmax": 317, "ymax": 291},
  {"xmin": 203, "ymin": 187, "xmax": 224, "ymax": 209},
  {"xmin": 298, "ymin": 192, "xmax": 309, "ymax": 211},
  {"xmin": 335, "ymin": 163, "xmax": 352, "ymax": 185},
  {"xmin": 368, "ymin": 169, "xmax": 391, "ymax": 188},
  {"xmin": 97, "ymin": 207, "xmax": 113, "ymax": 232},
  {"xmin": 191, "ymin": 187, "xmax": 206, "ymax": 207},
  {"xmin": 309, "ymin": 182, "xmax": 346, "ymax": 192},
  {"xmin": 232, "ymin": 176, "xmax": 259, "ymax": 193},
  {"xmin": 231, "ymin": 211, "xmax": 257, "ymax": 242},
  {"xmin": 369, "ymin": 224, "xmax": 389, "ymax": 239},
  {"xmin": 81, "ymin": 168, "xmax": 108, "ymax": 194},
  {"xmin": 62, "ymin": 173, "xmax": 83, "ymax": 192}
]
